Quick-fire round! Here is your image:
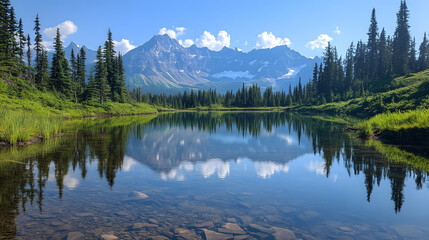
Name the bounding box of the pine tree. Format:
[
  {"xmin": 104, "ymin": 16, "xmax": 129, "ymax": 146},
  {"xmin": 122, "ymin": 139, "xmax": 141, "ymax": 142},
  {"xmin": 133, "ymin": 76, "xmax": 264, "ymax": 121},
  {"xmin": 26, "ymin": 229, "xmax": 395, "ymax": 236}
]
[
  {"xmin": 25, "ymin": 33, "xmax": 33, "ymax": 82},
  {"xmin": 103, "ymin": 29, "xmax": 118, "ymax": 100},
  {"xmin": 354, "ymin": 41, "xmax": 367, "ymax": 83},
  {"xmin": 39, "ymin": 49, "xmax": 50, "ymax": 87},
  {"xmin": 0, "ymin": 0, "xmax": 11, "ymax": 62},
  {"xmin": 378, "ymin": 28, "xmax": 390, "ymax": 77},
  {"xmin": 345, "ymin": 42, "xmax": 354, "ymax": 90},
  {"xmin": 50, "ymin": 28, "xmax": 72, "ymax": 95},
  {"xmin": 34, "ymin": 14, "xmax": 44, "ymax": 87},
  {"xmin": 77, "ymin": 47, "xmax": 86, "ymax": 100},
  {"xmin": 8, "ymin": 6, "xmax": 17, "ymax": 58},
  {"xmin": 417, "ymin": 33, "xmax": 428, "ymax": 71},
  {"xmin": 408, "ymin": 37, "xmax": 416, "ymax": 72},
  {"xmin": 116, "ymin": 53, "xmax": 126, "ymax": 102},
  {"xmin": 367, "ymin": 8, "xmax": 379, "ymax": 81},
  {"xmin": 26, "ymin": 34, "xmax": 31, "ymax": 66},
  {"xmin": 322, "ymin": 43, "xmax": 334, "ymax": 94},
  {"xmin": 17, "ymin": 18, "xmax": 25, "ymax": 62},
  {"xmin": 392, "ymin": 0, "xmax": 410, "ymax": 75},
  {"xmin": 70, "ymin": 49, "xmax": 79, "ymax": 103},
  {"xmin": 311, "ymin": 63, "xmax": 318, "ymax": 97},
  {"xmin": 95, "ymin": 46, "xmax": 110, "ymax": 103}
]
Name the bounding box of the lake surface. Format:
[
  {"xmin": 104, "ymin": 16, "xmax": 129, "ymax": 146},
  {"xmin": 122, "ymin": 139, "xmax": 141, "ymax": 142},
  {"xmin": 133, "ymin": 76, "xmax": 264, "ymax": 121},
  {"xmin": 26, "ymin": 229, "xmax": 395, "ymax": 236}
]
[{"xmin": 1, "ymin": 112, "xmax": 429, "ymax": 240}]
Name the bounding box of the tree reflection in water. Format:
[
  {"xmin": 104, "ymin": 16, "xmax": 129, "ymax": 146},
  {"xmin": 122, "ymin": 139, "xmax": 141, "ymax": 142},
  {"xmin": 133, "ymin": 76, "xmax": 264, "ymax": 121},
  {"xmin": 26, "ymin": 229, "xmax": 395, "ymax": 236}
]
[{"xmin": 0, "ymin": 112, "xmax": 428, "ymax": 237}]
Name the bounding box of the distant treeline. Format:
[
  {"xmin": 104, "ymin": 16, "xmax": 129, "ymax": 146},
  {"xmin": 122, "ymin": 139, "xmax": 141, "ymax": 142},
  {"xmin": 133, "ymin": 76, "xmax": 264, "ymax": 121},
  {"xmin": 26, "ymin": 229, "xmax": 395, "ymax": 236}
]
[
  {"xmin": 130, "ymin": 83, "xmax": 301, "ymax": 108},
  {"xmin": 131, "ymin": 0, "xmax": 428, "ymax": 108},
  {"xmin": 0, "ymin": 0, "xmax": 126, "ymax": 104}
]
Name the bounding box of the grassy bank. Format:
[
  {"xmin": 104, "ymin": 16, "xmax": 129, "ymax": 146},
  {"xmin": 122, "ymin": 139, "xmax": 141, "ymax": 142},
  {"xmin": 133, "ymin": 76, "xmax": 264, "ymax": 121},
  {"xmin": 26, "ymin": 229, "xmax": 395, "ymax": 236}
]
[
  {"xmin": 294, "ymin": 70, "xmax": 429, "ymax": 117},
  {"xmin": 0, "ymin": 109, "xmax": 61, "ymax": 145},
  {"xmin": 0, "ymin": 73, "xmax": 158, "ymax": 145},
  {"xmin": 355, "ymin": 109, "xmax": 429, "ymax": 138}
]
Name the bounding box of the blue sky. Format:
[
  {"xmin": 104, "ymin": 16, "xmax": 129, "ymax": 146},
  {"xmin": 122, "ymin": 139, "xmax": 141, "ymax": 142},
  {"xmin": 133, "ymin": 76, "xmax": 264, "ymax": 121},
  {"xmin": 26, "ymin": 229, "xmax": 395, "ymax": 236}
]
[{"xmin": 12, "ymin": 0, "xmax": 429, "ymax": 58}]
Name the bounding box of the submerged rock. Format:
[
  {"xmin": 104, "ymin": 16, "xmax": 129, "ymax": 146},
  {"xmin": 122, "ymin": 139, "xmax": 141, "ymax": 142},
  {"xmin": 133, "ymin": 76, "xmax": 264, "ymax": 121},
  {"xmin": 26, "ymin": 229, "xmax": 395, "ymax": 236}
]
[
  {"xmin": 218, "ymin": 223, "xmax": 246, "ymax": 234},
  {"xmin": 67, "ymin": 232, "xmax": 84, "ymax": 240},
  {"xmin": 203, "ymin": 229, "xmax": 233, "ymax": 240},
  {"xmin": 271, "ymin": 227, "xmax": 296, "ymax": 240},
  {"xmin": 101, "ymin": 234, "xmax": 118, "ymax": 240},
  {"xmin": 248, "ymin": 224, "xmax": 274, "ymax": 234},
  {"xmin": 127, "ymin": 191, "xmax": 149, "ymax": 200},
  {"xmin": 174, "ymin": 228, "xmax": 199, "ymax": 240}
]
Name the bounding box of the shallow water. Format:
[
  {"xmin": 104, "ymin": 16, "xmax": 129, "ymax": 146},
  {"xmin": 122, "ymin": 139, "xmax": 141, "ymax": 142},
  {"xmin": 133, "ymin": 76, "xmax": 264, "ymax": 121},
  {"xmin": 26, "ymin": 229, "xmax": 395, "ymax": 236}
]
[{"xmin": 1, "ymin": 112, "xmax": 429, "ymax": 240}]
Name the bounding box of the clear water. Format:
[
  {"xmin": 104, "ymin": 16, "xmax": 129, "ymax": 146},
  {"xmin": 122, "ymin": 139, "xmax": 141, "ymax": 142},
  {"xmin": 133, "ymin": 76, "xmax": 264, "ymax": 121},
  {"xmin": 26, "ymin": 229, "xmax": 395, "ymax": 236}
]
[{"xmin": 1, "ymin": 112, "xmax": 429, "ymax": 240}]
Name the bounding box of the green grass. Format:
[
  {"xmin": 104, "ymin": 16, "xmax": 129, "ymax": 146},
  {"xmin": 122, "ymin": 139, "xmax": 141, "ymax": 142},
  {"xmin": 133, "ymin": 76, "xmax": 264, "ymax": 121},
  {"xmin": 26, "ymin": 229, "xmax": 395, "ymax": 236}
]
[
  {"xmin": 0, "ymin": 109, "xmax": 62, "ymax": 144},
  {"xmin": 0, "ymin": 72, "xmax": 158, "ymax": 118},
  {"xmin": 356, "ymin": 109, "xmax": 429, "ymax": 138},
  {"xmin": 295, "ymin": 70, "xmax": 429, "ymax": 117},
  {"xmin": 0, "ymin": 72, "xmax": 158, "ymax": 145}
]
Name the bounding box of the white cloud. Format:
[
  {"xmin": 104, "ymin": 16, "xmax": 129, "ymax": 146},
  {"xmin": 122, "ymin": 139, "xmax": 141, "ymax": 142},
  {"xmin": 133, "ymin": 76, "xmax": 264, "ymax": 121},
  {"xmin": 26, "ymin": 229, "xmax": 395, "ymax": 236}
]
[
  {"xmin": 196, "ymin": 30, "xmax": 230, "ymax": 51},
  {"xmin": 175, "ymin": 27, "xmax": 186, "ymax": 35},
  {"xmin": 122, "ymin": 156, "xmax": 137, "ymax": 172},
  {"xmin": 158, "ymin": 26, "xmax": 186, "ymax": 39},
  {"xmin": 254, "ymin": 162, "xmax": 289, "ymax": 179},
  {"xmin": 43, "ymin": 20, "xmax": 77, "ymax": 39},
  {"xmin": 333, "ymin": 26, "xmax": 341, "ymax": 35},
  {"xmin": 200, "ymin": 158, "xmax": 230, "ymax": 179},
  {"xmin": 306, "ymin": 34, "xmax": 333, "ymax": 50},
  {"xmin": 113, "ymin": 39, "xmax": 136, "ymax": 54},
  {"xmin": 64, "ymin": 175, "xmax": 79, "ymax": 190},
  {"xmin": 306, "ymin": 160, "xmax": 326, "ymax": 175},
  {"xmin": 277, "ymin": 134, "xmax": 293, "ymax": 145},
  {"xmin": 256, "ymin": 32, "xmax": 291, "ymax": 49},
  {"xmin": 178, "ymin": 39, "xmax": 194, "ymax": 48},
  {"xmin": 244, "ymin": 40, "xmax": 248, "ymax": 46},
  {"xmin": 41, "ymin": 40, "xmax": 53, "ymax": 51}
]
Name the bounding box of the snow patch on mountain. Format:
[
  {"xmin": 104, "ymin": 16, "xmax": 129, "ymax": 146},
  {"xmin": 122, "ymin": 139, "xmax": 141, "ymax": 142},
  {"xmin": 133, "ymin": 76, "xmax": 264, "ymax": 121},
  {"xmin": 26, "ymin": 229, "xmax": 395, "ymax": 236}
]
[
  {"xmin": 278, "ymin": 64, "xmax": 307, "ymax": 79},
  {"xmin": 212, "ymin": 71, "xmax": 255, "ymax": 79},
  {"xmin": 258, "ymin": 61, "xmax": 269, "ymax": 72}
]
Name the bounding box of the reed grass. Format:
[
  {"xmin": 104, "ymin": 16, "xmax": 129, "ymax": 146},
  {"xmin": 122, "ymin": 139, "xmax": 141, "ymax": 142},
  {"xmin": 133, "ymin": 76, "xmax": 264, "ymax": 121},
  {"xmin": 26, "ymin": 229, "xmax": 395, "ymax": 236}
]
[
  {"xmin": 0, "ymin": 109, "xmax": 62, "ymax": 144},
  {"xmin": 356, "ymin": 109, "xmax": 429, "ymax": 138}
]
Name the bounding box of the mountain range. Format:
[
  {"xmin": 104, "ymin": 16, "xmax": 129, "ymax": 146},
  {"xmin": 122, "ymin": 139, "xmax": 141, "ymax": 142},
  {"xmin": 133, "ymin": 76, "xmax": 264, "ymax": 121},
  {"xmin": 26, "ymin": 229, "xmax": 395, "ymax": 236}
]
[{"xmin": 62, "ymin": 34, "xmax": 321, "ymax": 93}]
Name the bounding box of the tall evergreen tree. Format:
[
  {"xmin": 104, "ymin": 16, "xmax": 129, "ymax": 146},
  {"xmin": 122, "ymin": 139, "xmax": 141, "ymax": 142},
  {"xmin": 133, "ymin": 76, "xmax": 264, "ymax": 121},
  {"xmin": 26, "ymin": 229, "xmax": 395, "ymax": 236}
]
[
  {"xmin": 392, "ymin": 0, "xmax": 410, "ymax": 75},
  {"xmin": 77, "ymin": 47, "xmax": 86, "ymax": 100},
  {"xmin": 321, "ymin": 43, "xmax": 335, "ymax": 94},
  {"xmin": 70, "ymin": 49, "xmax": 79, "ymax": 103},
  {"xmin": 378, "ymin": 28, "xmax": 390, "ymax": 77},
  {"xmin": 17, "ymin": 18, "xmax": 25, "ymax": 61},
  {"xmin": 116, "ymin": 53, "xmax": 126, "ymax": 102},
  {"xmin": 26, "ymin": 33, "xmax": 32, "ymax": 81},
  {"xmin": 354, "ymin": 41, "xmax": 367, "ymax": 83},
  {"xmin": 345, "ymin": 42, "xmax": 354, "ymax": 90},
  {"xmin": 408, "ymin": 37, "xmax": 416, "ymax": 72},
  {"xmin": 26, "ymin": 34, "xmax": 30, "ymax": 66},
  {"xmin": 95, "ymin": 46, "xmax": 110, "ymax": 103},
  {"xmin": 103, "ymin": 29, "xmax": 117, "ymax": 100},
  {"xmin": 8, "ymin": 6, "xmax": 17, "ymax": 57},
  {"xmin": 417, "ymin": 33, "xmax": 428, "ymax": 71},
  {"xmin": 0, "ymin": 0, "xmax": 11, "ymax": 62},
  {"xmin": 50, "ymin": 28, "xmax": 72, "ymax": 95},
  {"xmin": 367, "ymin": 8, "xmax": 379, "ymax": 81},
  {"xmin": 33, "ymin": 14, "xmax": 44, "ymax": 87},
  {"xmin": 311, "ymin": 62, "xmax": 318, "ymax": 96}
]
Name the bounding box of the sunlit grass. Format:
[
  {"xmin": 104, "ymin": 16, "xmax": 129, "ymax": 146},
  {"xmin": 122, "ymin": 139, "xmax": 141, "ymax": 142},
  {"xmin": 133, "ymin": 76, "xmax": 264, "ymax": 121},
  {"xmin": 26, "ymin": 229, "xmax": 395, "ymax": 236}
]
[
  {"xmin": 0, "ymin": 109, "xmax": 62, "ymax": 144},
  {"xmin": 356, "ymin": 109, "xmax": 429, "ymax": 138}
]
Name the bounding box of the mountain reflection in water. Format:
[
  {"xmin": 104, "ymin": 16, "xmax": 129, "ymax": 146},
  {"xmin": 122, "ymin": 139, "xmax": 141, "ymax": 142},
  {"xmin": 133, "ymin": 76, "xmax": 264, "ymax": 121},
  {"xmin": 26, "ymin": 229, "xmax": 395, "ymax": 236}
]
[{"xmin": 0, "ymin": 112, "xmax": 428, "ymax": 239}]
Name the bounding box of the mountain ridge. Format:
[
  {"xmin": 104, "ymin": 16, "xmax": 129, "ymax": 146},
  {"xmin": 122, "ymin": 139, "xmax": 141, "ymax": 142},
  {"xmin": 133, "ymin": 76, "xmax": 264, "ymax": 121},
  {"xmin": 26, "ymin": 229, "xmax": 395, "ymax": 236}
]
[{"xmin": 122, "ymin": 34, "xmax": 322, "ymax": 93}]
